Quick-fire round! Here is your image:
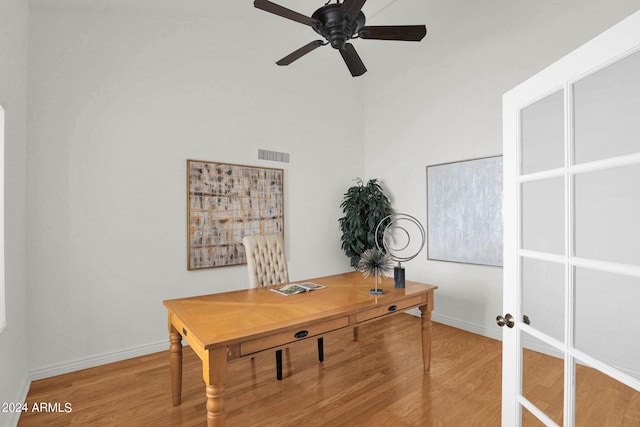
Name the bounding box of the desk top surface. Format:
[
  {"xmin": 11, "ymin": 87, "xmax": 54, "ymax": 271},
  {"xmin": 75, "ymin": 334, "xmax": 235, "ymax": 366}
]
[{"xmin": 164, "ymin": 271, "xmax": 437, "ymax": 349}]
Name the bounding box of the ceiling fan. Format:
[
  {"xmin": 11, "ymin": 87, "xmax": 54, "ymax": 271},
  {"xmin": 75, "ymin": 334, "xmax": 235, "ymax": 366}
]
[{"xmin": 254, "ymin": 0, "xmax": 427, "ymax": 77}]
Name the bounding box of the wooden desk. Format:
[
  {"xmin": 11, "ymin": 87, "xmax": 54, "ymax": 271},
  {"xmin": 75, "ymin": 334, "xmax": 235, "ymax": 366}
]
[{"xmin": 163, "ymin": 271, "xmax": 437, "ymax": 427}]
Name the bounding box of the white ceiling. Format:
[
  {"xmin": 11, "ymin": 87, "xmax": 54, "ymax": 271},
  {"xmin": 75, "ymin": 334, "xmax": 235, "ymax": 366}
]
[
  {"xmin": 27, "ymin": 0, "xmax": 428, "ymax": 77},
  {"xmin": 28, "ymin": 0, "xmax": 400, "ymax": 19}
]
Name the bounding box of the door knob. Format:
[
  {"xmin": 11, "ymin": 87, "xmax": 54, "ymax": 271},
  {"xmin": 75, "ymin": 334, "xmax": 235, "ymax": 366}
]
[{"xmin": 496, "ymin": 313, "xmax": 515, "ymax": 328}]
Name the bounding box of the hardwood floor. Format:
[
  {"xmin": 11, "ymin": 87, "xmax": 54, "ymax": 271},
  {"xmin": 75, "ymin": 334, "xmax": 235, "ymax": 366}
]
[{"xmin": 18, "ymin": 314, "xmax": 640, "ymax": 426}]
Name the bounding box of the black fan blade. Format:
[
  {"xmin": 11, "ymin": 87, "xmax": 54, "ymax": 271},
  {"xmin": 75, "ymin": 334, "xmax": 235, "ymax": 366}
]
[
  {"xmin": 276, "ymin": 40, "xmax": 325, "ymax": 66},
  {"xmin": 340, "ymin": 0, "xmax": 366, "ymax": 21},
  {"xmin": 359, "ymin": 25, "xmax": 427, "ymax": 41},
  {"xmin": 339, "ymin": 43, "xmax": 367, "ymax": 77},
  {"xmin": 254, "ymin": 0, "xmax": 320, "ymax": 27}
]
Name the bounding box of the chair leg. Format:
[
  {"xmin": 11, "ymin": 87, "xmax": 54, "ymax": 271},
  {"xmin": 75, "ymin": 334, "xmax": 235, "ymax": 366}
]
[
  {"xmin": 275, "ymin": 349, "xmax": 283, "ymax": 380},
  {"xmin": 317, "ymin": 337, "xmax": 324, "ymax": 363}
]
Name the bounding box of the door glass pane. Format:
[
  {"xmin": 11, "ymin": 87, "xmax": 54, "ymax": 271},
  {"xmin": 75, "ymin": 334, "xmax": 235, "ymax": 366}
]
[
  {"xmin": 574, "ymin": 267, "xmax": 640, "ymax": 381},
  {"xmin": 575, "ymin": 360, "xmax": 640, "ymax": 426},
  {"xmin": 522, "ymin": 258, "xmax": 564, "ymax": 342},
  {"xmin": 521, "ymin": 177, "xmax": 564, "ymax": 254},
  {"xmin": 574, "ymin": 164, "xmax": 640, "ymax": 266},
  {"xmin": 522, "ymin": 331, "xmax": 564, "ymax": 426},
  {"xmin": 574, "ymin": 50, "xmax": 640, "ymax": 164},
  {"xmin": 521, "ymin": 90, "xmax": 565, "ymax": 174},
  {"xmin": 522, "ymin": 407, "xmax": 547, "ymax": 426}
]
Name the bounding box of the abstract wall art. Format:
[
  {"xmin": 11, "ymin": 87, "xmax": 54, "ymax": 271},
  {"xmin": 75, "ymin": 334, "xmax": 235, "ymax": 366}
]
[
  {"xmin": 187, "ymin": 160, "xmax": 284, "ymax": 270},
  {"xmin": 426, "ymin": 156, "xmax": 503, "ymax": 267}
]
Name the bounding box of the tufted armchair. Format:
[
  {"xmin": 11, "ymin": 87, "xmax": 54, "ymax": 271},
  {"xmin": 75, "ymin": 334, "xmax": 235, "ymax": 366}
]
[
  {"xmin": 242, "ymin": 234, "xmax": 324, "ymax": 380},
  {"xmin": 243, "ymin": 234, "xmax": 289, "ymax": 289}
]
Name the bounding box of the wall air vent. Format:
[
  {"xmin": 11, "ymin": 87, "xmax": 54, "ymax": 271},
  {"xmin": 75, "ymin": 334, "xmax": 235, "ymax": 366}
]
[{"xmin": 259, "ymin": 149, "xmax": 290, "ymax": 163}]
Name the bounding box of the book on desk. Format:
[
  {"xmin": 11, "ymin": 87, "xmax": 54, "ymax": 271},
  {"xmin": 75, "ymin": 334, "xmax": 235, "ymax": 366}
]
[{"xmin": 270, "ymin": 282, "xmax": 325, "ymax": 296}]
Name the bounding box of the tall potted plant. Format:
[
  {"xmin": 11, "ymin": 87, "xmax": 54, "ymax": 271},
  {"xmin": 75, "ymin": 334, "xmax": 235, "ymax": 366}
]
[{"xmin": 339, "ymin": 178, "xmax": 394, "ymax": 269}]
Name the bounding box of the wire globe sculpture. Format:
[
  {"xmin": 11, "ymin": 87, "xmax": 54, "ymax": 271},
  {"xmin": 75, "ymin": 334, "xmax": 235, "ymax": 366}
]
[
  {"xmin": 375, "ymin": 213, "xmax": 426, "ymax": 287},
  {"xmin": 375, "ymin": 213, "xmax": 426, "ymax": 262}
]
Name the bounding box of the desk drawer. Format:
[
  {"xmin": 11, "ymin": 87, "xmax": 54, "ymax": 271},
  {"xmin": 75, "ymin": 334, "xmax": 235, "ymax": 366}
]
[
  {"xmin": 240, "ymin": 317, "xmax": 349, "ymax": 356},
  {"xmin": 355, "ymin": 295, "xmax": 424, "ymax": 324}
]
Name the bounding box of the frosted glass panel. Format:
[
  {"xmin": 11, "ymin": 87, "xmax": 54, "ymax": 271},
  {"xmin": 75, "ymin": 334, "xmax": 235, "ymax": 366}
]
[
  {"xmin": 521, "ymin": 90, "xmax": 564, "ymax": 174},
  {"xmin": 522, "ymin": 331, "xmax": 564, "ymax": 426},
  {"xmin": 574, "ymin": 268, "xmax": 640, "ymax": 381},
  {"xmin": 575, "ymin": 361, "xmax": 640, "ymax": 426},
  {"xmin": 521, "ymin": 258, "xmax": 564, "ymax": 342},
  {"xmin": 574, "ymin": 164, "xmax": 640, "ymax": 266},
  {"xmin": 521, "ymin": 177, "xmax": 564, "ymax": 254},
  {"xmin": 574, "ymin": 50, "xmax": 640, "ymax": 164},
  {"xmin": 522, "ymin": 407, "xmax": 547, "ymax": 427}
]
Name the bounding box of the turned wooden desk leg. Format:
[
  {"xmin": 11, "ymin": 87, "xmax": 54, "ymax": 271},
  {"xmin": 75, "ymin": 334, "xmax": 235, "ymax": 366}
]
[
  {"xmin": 205, "ymin": 347, "xmax": 228, "ymax": 427},
  {"xmin": 169, "ymin": 327, "xmax": 183, "ymax": 405},
  {"xmin": 419, "ymin": 299, "xmax": 433, "ymax": 372}
]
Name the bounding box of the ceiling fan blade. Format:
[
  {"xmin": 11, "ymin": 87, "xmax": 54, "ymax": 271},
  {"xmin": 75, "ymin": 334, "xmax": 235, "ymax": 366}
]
[
  {"xmin": 339, "ymin": 43, "xmax": 367, "ymax": 77},
  {"xmin": 359, "ymin": 25, "xmax": 427, "ymax": 41},
  {"xmin": 254, "ymin": 0, "xmax": 320, "ymax": 27},
  {"xmin": 339, "ymin": 0, "xmax": 366, "ymax": 21},
  {"xmin": 276, "ymin": 40, "xmax": 325, "ymax": 66}
]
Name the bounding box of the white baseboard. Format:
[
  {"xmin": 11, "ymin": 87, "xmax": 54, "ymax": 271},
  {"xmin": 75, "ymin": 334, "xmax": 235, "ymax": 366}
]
[
  {"xmin": 3, "ymin": 376, "xmax": 31, "ymax": 427},
  {"xmin": 29, "ymin": 340, "xmax": 168, "ymax": 381},
  {"xmin": 405, "ymin": 308, "xmax": 503, "ymax": 341},
  {"xmin": 405, "ymin": 310, "xmax": 640, "ymax": 382}
]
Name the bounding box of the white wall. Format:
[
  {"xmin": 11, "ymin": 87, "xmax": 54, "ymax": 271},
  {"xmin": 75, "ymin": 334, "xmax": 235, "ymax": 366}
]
[
  {"xmin": 0, "ymin": 1, "xmax": 30, "ymax": 426},
  {"xmin": 26, "ymin": 3, "xmax": 359, "ymax": 376},
  {"xmin": 362, "ymin": 0, "xmax": 640, "ymax": 338}
]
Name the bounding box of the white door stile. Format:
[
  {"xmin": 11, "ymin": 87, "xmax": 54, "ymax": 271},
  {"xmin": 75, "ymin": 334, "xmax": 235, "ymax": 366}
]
[
  {"xmin": 501, "ymin": 84, "xmax": 519, "ymax": 426},
  {"xmin": 563, "ymin": 80, "xmax": 575, "ymax": 427}
]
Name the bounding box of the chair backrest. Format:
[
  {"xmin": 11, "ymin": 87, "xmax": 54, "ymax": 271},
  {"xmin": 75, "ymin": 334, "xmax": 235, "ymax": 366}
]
[{"xmin": 242, "ymin": 234, "xmax": 289, "ymax": 288}]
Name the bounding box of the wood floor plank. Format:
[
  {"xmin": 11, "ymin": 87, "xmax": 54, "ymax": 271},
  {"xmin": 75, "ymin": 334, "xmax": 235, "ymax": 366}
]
[{"xmin": 18, "ymin": 315, "xmax": 638, "ymax": 426}]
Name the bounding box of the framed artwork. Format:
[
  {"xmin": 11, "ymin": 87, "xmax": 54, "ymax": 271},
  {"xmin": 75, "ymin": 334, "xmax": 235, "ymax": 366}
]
[
  {"xmin": 426, "ymin": 156, "xmax": 503, "ymax": 267},
  {"xmin": 187, "ymin": 160, "xmax": 284, "ymax": 270}
]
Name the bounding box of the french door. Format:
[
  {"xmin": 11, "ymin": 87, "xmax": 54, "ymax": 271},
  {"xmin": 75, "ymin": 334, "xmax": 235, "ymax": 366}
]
[{"xmin": 502, "ymin": 9, "xmax": 640, "ymax": 426}]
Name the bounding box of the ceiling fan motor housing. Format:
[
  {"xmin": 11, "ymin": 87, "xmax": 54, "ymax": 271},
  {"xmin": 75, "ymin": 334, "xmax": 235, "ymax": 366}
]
[{"xmin": 311, "ymin": 4, "xmax": 365, "ymax": 49}]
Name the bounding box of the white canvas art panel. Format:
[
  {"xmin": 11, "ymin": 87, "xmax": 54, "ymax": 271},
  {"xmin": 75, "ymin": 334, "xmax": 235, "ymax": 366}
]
[{"xmin": 427, "ymin": 156, "xmax": 503, "ymax": 266}]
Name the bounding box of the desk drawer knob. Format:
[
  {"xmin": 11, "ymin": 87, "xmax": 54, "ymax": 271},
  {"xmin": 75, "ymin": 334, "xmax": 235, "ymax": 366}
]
[
  {"xmin": 294, "ymin": 330, "xmax": 309, "ymax": 339},
  {"xmin": 388, "ymin": 305, "xmax": 398, "ymax": 312}
]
